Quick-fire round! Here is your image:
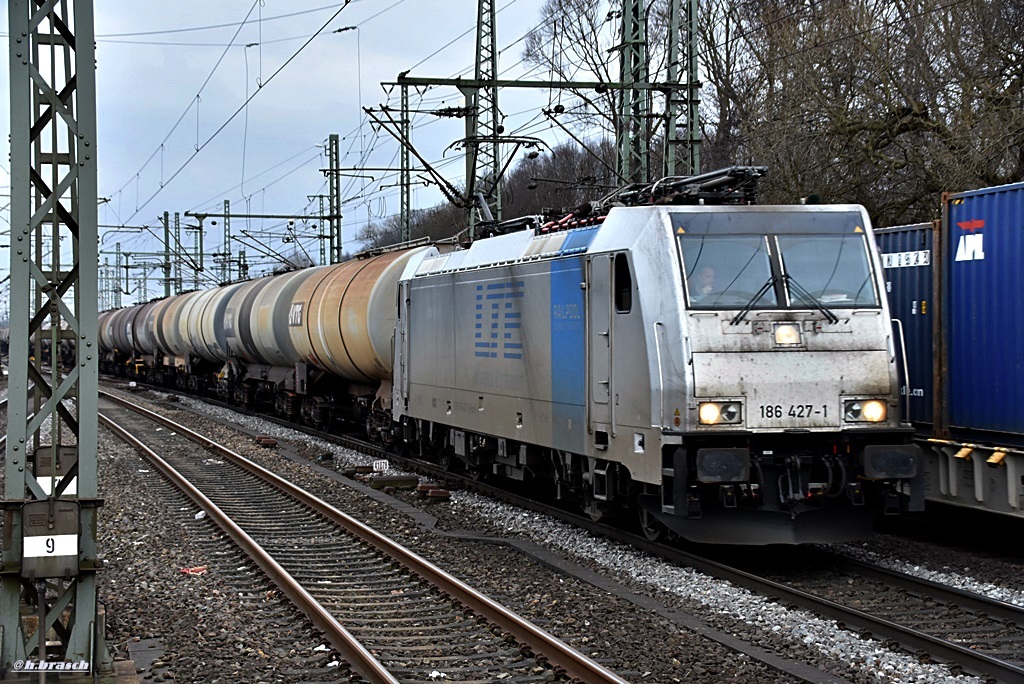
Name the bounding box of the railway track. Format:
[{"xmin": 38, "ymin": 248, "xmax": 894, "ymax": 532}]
[
  {"xmin": 104, "ymin": 383, "xmax": 1024, "ymax": 682},
  {"xmin": 438, "ymin": 476, "xmax": 1024, "ymax": 683},
  {"xmin": 744, "ymin": 548, "xmax": 1024, "ymax": 682},
  {"xmin": 449, "ymin": 473, "xmax": 1024, "ymax": 683},
  {"xmin": 98, "ymin": 390, "xmax": 629, "ymax": 684}
]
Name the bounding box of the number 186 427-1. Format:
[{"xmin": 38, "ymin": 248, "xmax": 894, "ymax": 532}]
[{"xmin": 759, "ymin": 404, "xmax": 827, "ymax": 419}]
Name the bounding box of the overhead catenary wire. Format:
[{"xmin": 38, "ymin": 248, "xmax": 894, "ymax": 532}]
[
  {"xmin": 108, "ymin": 0, "xmax": 265, "ymax": 205},
  {"xmin": 116, "ymin": 2, "xmax": 353, "ymax": 228},
  {"xmin": 101, "ymin": 0, "xmax": 874, "ymax": 293}
]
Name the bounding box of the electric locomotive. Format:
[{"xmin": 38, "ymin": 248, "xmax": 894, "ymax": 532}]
[{"xmin": 391, "ymin": 199, "xmax": 923, "ymax": 544}]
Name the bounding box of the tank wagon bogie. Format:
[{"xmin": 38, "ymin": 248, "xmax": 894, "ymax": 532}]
[{"xmin": 99, "ymin": 201, "xmax": 924, "ymax": 545}]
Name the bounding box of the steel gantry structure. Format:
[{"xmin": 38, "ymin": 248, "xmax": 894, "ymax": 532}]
[
  {"xmin": 381, "ymin": 0, "xmax": 702, "ymax": 237},
  {"xmin": 666, "ymin": 0, "xmax": 701, "ymax": 176},
  {"xmin": 3, "ymin": 0, "xmax": 111, "ymax": 675},
  {"xmin": 467, "ymin": 0, "xmax": 500, "ymax": 227}
]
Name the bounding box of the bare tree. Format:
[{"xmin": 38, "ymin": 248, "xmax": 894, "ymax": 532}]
[
  {"xmin": 731, "ymin": 0, "xmax": 1024, "ymax": 223},
  {"xmin": 519, "ymin": 0, "xmax": 1023, "ymax": 225},
  {"xmin": 523, "ymin": 1, "xmax": 624, "ymax": 140},
  {"xmin": 357, "ymin": 0, "xmax": 1022, "ymax": 248}
]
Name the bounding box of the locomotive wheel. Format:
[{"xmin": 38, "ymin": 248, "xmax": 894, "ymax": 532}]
[
  {"xmin": 638, "ymin": 506, "xmax": 663, "ymax": 542},
  {"xmin": 364, "ymin": 412, "xmax": 376, "ymax": 441},
  {"xmin": 438, "ymin": 449, "xmax": 456, "ymax": 471}
]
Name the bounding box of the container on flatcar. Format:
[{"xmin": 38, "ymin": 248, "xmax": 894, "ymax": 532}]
[
  {"xmin": 874, "ymin": 223, "xmax": 933, "ymax": 425},
  {"xmin": 882, "ymin": 182, "xmax": 1024, "ymax": 517},
  {"xmin": 941, "ymin": 182, "xmax": 1024, "ymax": 446}
]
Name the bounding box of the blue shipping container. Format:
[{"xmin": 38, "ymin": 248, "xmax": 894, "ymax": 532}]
[
  {"xmin": 943, "ymin": 182, "xmax": 1024, "ymax": 443},
  {"xmin": 875, "ymin": 223, "xmax": 933, "ymax": 425}
]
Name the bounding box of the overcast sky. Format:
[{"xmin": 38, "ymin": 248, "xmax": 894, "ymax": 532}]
[{"xmin": 1, "ymin": 0, "xmax": 588, "ymax": 303}]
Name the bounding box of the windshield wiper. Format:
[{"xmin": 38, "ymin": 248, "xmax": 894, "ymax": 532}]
[
  {"xmin": 729, "ymin": 274, "xmax": 839, "ymax": 325},
  {"xmin": 730, "ymin": 276, "xmax": 779, "ymax": 325},
  {"xmin": 785, "ymin": 275, "xmax": 839, "ymax": 323}
]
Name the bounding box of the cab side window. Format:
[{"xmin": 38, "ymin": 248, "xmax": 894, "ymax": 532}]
[{"xmin": 614, "ymin": 253, "xmax": 632, "ymax": 313}]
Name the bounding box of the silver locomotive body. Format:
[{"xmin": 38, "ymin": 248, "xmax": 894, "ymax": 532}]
[{"xmin": 394, "ymin": 204, "xmax": 922, "ymax": 544}]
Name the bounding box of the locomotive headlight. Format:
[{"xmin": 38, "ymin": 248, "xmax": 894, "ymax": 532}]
[
  {"xmin": 862, "ymin": 400, "xmax": 887, "ymax": 422},
  {"xmin": 844, "ymin": 399, "xmax": 887, "ymax": 423},
  {"xmin": 699, "ymin": 401, "xmax": 742, "ymax": 425},
  {"xmin": 773, "ymin": 323, "xmax": 802, "ymax": 346},
  {"xmin": 699, "ymin": 403, "xmax": 721, "ymax": 424}
]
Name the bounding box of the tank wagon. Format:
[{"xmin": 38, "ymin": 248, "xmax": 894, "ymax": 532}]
[
  {"xmin": 100, "ymin": 248, "xmax": 419, "ymax": 429},
  {"xmin": 877, "ymin": 181, "xmax": 1024, "ymax": 518},
  {"xmin": 100, "ymin": 171, "xmax": 923, "ymax": 544}
]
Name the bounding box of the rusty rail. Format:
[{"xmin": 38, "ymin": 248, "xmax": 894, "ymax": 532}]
[
  {"xmin": 100, "ymin": 390, "xmax": 629, "ymax": 684},
  {"xmin": 98, "ymin": 409, "xmax": 400, "ymax": 684}
]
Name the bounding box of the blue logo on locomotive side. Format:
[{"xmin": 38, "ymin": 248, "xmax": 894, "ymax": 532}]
[{"xmin": 474, "ymin": 281, "xmax": 525, "ymax": 359}]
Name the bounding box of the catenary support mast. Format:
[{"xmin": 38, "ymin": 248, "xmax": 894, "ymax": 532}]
[
  {"xmin": 617, "ymin": 0, "xmax": 650, "ymax": 183},
  {"xmin": 665, "ymin": 0, "xmax": 701, "ymax": 175},
  {"xmin": 471, "ymin": 0, "xmax": 501, "ymax": 229},
  {"xmin": 3, "ymin": 0, "xmax": 111, "ymax": 673}
]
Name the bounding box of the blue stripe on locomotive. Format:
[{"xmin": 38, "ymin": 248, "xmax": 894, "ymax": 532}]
[{"xmin": 549, "ymin": 257, "xmax": 585, "ymax": 453}]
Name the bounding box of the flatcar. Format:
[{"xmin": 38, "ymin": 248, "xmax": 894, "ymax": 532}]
[
  {"xmin": 877, "ymin": 181, "xmax": 1024, "ymax": 518},
  {"xmin": 100, "ymin": 169, "xmax": 924, "ymax": 544}
]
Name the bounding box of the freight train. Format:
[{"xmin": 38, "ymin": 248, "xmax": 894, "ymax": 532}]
[
  {"xmin": 877, "ymin": 181, "xmax": 1024, "ymax": 519},
  {"xmin": 99, "ymin": 168, "xmax": 924, "ymax": 545}
]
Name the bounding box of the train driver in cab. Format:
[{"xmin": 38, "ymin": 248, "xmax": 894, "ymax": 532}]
[{"xmin": 689, "ymin": 265, "xmax": 717, "ymax": 303}]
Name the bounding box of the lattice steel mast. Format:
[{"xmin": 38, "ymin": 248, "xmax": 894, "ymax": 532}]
[
  {"xmin": 665, "ymin": 0, "xmax": 701, "ymax": 175},
  {"xmin": 469, "ymin": 0, "xmax": 501, "ymax": 228},
  {"xmin": 617, "ymin": 0, "xmax": 649, "ymax": 183},
  {"xmin": 3, "ymin": 0, "xmax": 111, "ymax": 673}
]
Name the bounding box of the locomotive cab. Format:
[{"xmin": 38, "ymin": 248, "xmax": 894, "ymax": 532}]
[{"xmin": 642, "ymin": 206, "xmax": 924, "ymax": 543}]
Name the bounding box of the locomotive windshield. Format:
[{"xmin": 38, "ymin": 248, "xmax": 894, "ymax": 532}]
[
  {"xmin": 680, "ymin": 235, "xmax": 777, "ymax": 308},
  {"xmin": 677, "ymin": 218, "xmax": 879, "ymax": 310},
  {"xmin": 777, "ymin": 235, "xmax": 878, "ymax": 307}
]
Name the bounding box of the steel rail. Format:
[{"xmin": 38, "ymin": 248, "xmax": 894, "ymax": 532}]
[
  {"xmin": 809, "ymin": 549, "xmax": 1024, "ymax": 625},
  {"xmin": 451, "ymin": 473, "xmax": 1024, "ymax": 683},
  {"xmin": 97, "ymin": 409, "xmax": 401, "ymax": 684},
  {"xmin": 678, "ymin": 558, "xmax": 1024, "ymax": 684},
  {"xmin": 100, "ymin": 390, "xmax": 629, "ymax": 684},
  {"xmin": 471, "ymin": 488, "xmax": 1024, "ymax": 684},
  {"xmin": 103, "ymin": 381, "xmax": 1024, "ymax": 682}
]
